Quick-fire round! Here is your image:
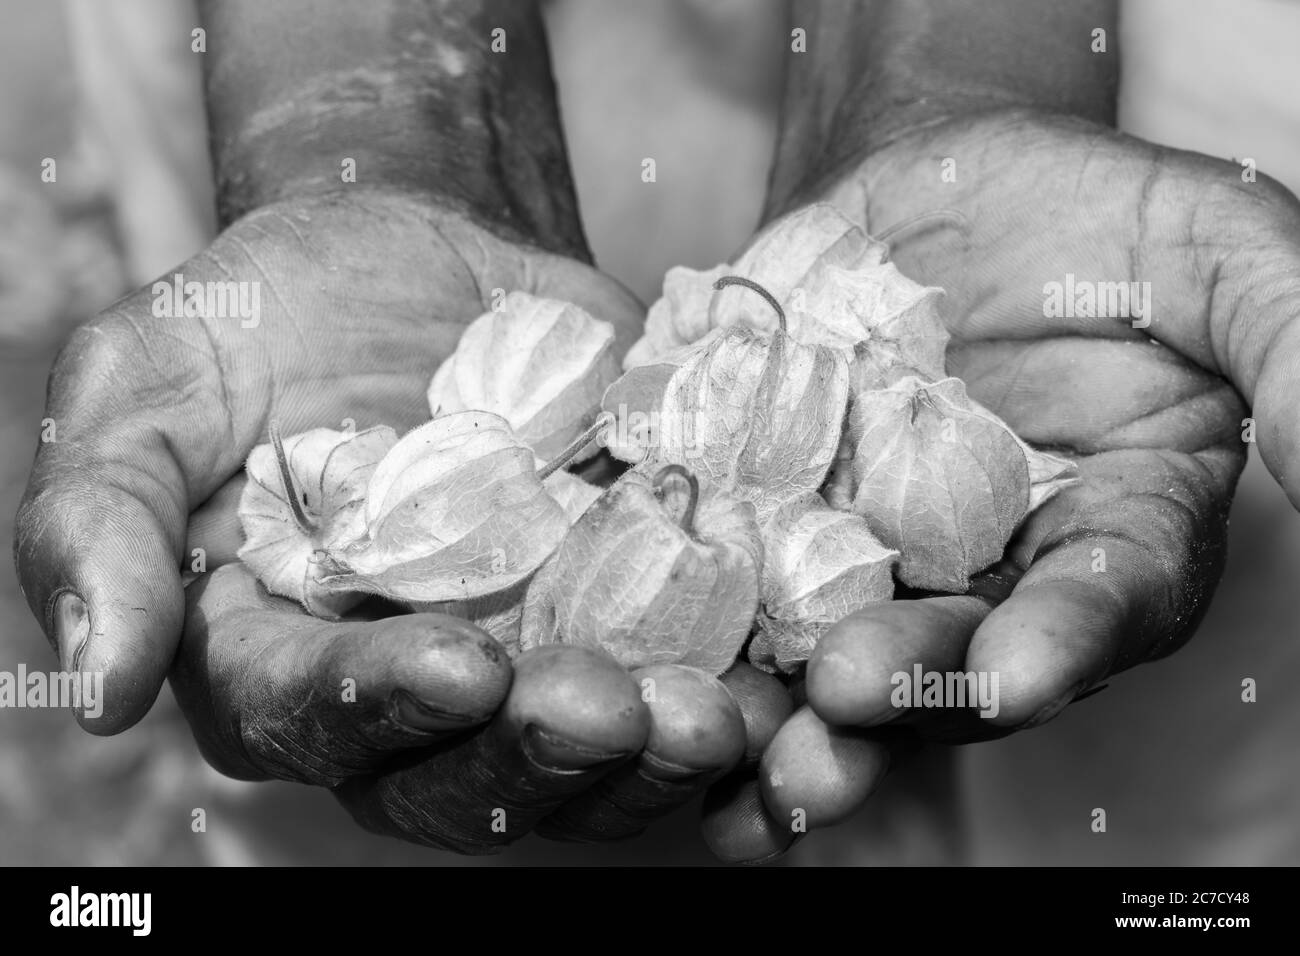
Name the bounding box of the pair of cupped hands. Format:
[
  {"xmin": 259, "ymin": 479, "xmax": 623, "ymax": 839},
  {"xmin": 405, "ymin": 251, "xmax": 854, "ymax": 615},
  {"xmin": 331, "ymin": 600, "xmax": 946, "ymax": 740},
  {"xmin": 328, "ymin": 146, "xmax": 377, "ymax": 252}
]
[{"xmin": 16, "ymin": 109, "xmax": 1300, "ymax": 862}]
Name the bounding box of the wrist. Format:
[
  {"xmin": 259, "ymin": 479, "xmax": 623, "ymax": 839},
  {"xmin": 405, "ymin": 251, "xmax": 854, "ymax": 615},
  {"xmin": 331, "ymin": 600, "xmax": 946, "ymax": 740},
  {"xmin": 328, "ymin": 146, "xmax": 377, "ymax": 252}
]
[
  {"xmin": 199, "ymin": 0, "xmax": 588, "ymax": 258},
  {"xmin": 766, "ymin": 0, "xmax": 1118, "ymax": 217}
]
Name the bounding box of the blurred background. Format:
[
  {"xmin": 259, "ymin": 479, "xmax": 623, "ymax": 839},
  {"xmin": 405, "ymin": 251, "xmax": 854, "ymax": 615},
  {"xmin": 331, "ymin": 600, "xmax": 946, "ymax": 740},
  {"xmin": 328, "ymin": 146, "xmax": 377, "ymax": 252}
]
[{"xmin": 1, "ymin": 0, "xmax": 1297, "ymax": 865}]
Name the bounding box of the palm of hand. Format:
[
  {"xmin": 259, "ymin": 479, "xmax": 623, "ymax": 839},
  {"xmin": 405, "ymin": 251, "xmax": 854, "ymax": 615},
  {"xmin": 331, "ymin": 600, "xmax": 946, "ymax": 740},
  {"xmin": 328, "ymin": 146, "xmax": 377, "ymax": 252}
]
[
  {"xmin": 798, "ymin": 109, "xmax": 1300, "ymax": 735},
  {"xmin": 163, "ymin": 191, "xmax": 731, "ymax": 854},
  {"xmin": 164, "ymin": 189, "xmax": 644, "ymax": 561},
  {"xmin": 136, "ymin": 190, "xmax": 641, "ymax": 452},
  {"xmin": 742, "ymin": 110, "xmax": 1300, "ymax": 837},
  {"xmin": 26, "ymin": 186, "xmax": 773, "ymax": 855}
]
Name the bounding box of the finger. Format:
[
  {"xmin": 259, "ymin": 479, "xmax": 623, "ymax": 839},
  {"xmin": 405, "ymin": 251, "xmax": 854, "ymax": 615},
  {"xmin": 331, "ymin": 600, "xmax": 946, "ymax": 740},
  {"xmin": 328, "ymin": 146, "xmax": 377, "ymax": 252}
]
[
  {"xmin": 1136, "ymin": 169, "xmax": 1300, "ymax": 512},
  {"xmin": 334, "ymin": 645, "xmax": 651, "ymax": 854},
  {"xmin": 759, "ymin": 702, "xmax": 894, "ymax": 832},
  {"xmin": 536, "ymin": 664, "xmax": 747, "ymax": 842},
  {"xmin": 696, "ymin": 666, "xmax": 797, "ymax": 865},
  {"xmin": 720, "ymin": 661, "xmax": 795, "ymax": 765},
  {"xmin": 806, "ymin": 596, "xmax": 992, "ymax": 727},
  {"xmin": 185, "ymin": 474, "xmax": 247, "ymax": 577},
  {"xmin": 760, "ymin": 706, "xmax": 892, "ymax": 830},
  {"xmin": 13, "ymin": 307, "xmax": 265, "ymax": 734},
  {"xmin": 701, "ymin": 773, "xmax": 796, "ymax": 865},
  {"xmin": 968, "ymin": 446, "xmax": 1238, "ymax": 728},
  {"xmin": 872, "ymin": 122, "xmax": 1300, "ymax": 508},
  {"xmin": 173, "ymin": 564, "xmax": 512, "ymax": 783}
]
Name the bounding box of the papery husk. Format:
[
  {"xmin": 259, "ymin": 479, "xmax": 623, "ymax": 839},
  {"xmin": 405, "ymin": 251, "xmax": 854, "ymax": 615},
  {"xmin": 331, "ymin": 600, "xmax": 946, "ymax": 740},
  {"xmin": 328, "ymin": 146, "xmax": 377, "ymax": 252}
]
[
  {"xmin": 849, "ymin": 377, "xmax": 1030, "ymax": 592},
  {"xmin": 428, "ymin": 292, "xmax": 619, "ymax": 461},
  {"xmin": 318, "ymin": 412, "xmax": 569, "ymax": 603},
  {"xmin": 752, "ymin": 493, "xmax": 897, "ymax": 673},
  {"xmin": 238, "ymin": 425, "xmax": 397, "ymax": 618},
  {"xmin": 653, "ymin": 314, "xmax": 850, "ymax": 526},
  {"xmin": 623, "ymin": 264, "xmax": 730, "ymax": 370},
  {"xmin": 410, "ymin": 467, "xmax": 605, "ymax": 655},
  {"xmin": 520, "ymin": 466, "xmax": 762, "ymax": 675}
]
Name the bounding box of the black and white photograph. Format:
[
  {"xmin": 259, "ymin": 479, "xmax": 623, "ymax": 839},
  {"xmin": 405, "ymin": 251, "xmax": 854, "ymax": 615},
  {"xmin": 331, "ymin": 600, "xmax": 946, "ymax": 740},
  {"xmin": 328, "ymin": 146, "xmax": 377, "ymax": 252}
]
[{"xmin": 0, "ymin": 0, "xmax": 1295, "ymax": 923}]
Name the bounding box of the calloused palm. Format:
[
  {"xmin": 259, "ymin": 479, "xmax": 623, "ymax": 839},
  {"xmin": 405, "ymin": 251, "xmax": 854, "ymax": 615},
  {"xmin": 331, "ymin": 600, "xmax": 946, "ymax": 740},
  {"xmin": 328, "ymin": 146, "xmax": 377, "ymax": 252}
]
[
  {"xmin": 15, "ymin": 187, "xmax": 779, "ymax": 852},
  {"xmin": 750, "ymin": 108, "xmax": 1300, "ymax": 830}
]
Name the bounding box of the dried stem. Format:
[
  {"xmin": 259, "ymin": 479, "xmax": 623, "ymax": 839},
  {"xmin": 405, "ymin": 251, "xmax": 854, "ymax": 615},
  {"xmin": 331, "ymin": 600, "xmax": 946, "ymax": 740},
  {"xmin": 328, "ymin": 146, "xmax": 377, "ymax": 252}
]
[
  {"xmin": 653, "ymin": 464, "xmax": 699, "ymax": 536},
  {"xmin": 536, "ymin": 412, "xmax": 614, "ymax": 481},
  {"xmin": 909, "ymin": 388, "xmax": 940, "ymax": 424},
  {"xmin": 269, "ymin": 419, "xmax": 316, "ymax": 534},
  {"xmin": 715, "ymin": 274, "xmax": 790, "ymax": 404},
  {"xmin": 713, "ymin": 275, "xmax": 787, "ymax": 335}
]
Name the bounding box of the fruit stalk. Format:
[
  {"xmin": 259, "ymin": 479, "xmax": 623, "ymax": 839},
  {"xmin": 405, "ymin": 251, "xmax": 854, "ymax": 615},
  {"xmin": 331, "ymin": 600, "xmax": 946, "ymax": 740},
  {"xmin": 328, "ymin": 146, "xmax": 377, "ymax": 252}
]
[
  {"xmin": 535, "ymin": 412, "xmax": 615, "ymax": 481},
  {"xmin": 268, "ymin": 420, "xmax": 317, "ymax": 534}
]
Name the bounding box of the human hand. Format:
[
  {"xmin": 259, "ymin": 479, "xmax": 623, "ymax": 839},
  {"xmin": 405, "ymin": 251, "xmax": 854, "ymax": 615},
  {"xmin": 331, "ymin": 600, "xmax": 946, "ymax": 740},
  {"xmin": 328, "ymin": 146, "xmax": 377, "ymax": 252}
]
[
  {"xmin": 14, "ymin": 179, "xmax": 801, "ymax": 851},
  {"xmin": 12, "ymin": 0, "xmax": 810, "ymax": 856},
  {"xmin": 744, "ymin": 107, "xmax": 1300, "ymax": 847}
]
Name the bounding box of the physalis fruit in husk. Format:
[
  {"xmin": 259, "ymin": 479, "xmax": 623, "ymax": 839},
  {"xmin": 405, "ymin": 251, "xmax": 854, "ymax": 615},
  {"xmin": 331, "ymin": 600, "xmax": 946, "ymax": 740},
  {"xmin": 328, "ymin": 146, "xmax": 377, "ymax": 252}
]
[
  {"xmin": 520, "ymin": 464, "xmax": 762, "ymax": 676},
  {"xmin": 847, "ymin": 376, "xmax": 1075, "ymax": 592},
  {"xmin": 427, "ymin": 291, "xmax": 620, "ymax": 462},
  {"xmin": 751, "ymin": 493, "xmax": 898, "ymax": 674},
  {"xmin": 410, "ymin": 467, "xmax": 604, "ymax": 657},
  {"xmin": 624, "ymin": 204, "xmax": 948, "ymax": 377},
  {"xmin": 237, "ymin": 423, "xmax": 397, "ymax": 618},
  {"xmin": 622, "ymin": 264, "xmax": 730, "ymax": 370},
  {"xmin": 315, "ymin": 411, "xmax": 599, "ymax": 604},
  {"xmin": 635, "ymin": 277, "xmax": 850, "ymax": 526}
]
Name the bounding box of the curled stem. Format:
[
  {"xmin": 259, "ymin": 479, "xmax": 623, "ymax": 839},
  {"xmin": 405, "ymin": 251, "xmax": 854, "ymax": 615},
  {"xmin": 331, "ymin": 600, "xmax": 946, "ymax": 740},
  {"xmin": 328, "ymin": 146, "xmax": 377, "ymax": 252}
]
[
  {"xmin": 653, "ymin": 463, "xmax": 699, "ymax": 536},
  {"xmin": 269, "ymin": 419, "xmax": 317, "ymax": 535},
  {"xmin": 715, "ymin": 274, "xmax": 790, "ymax": 400},
  {"xmin": 713, "ymin": 274, "xmax": 786, "ymax": 335},
  {"xmin": 909, "ymin": 388, "xmax": 940, "ymax": 424},
  {"xmin": 536, "ymin": 412, "xmax": 614, "ymax": 481}
]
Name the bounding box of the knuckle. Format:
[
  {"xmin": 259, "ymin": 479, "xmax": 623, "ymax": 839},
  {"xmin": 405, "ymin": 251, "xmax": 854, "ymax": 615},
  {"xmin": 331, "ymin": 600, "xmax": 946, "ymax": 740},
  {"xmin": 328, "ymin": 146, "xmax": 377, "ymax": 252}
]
[
  {"xmin": 51, "ymin": 306, "xmax": 230, "ymax": 440},
  {"xmin": 1251, "ymin": 171, "xmax": 1300, "ymax": 217},
  {"xmin": 52, "ymin": 311, "xmax": 148, "ymax": 397},
  {"xmin": 376, "ymin": 785, "xmax": 506, "ymax": 855},
  {"xmin": 236, "ymin": 713, "xmax": 346, "ymax": 787},
  {"xmin": 190, "ymin": 731, "xmax": 269, "ymax": 784}
]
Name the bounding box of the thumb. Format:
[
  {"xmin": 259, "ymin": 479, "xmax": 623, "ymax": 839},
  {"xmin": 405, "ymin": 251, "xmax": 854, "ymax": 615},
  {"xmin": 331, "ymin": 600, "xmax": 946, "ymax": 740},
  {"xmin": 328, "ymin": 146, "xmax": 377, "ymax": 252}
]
[
  {"xmin": 13, "ymin": 302, "xmax": 265, "ymax": 733},
  {"xmin": 174, "ymin": 564, "xmax": 513, "ymax": 784}
]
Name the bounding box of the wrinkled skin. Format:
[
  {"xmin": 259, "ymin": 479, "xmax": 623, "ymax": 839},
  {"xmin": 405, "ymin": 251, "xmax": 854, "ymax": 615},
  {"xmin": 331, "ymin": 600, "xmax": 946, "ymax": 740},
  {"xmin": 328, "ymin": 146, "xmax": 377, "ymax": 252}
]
[
  {"xmin": 14, "ymin": 187, "xmax": 790, "ymax": 852},
  {"xmin": 715, "ymin": 109, "xmax": 1300, "ymax": 851}
]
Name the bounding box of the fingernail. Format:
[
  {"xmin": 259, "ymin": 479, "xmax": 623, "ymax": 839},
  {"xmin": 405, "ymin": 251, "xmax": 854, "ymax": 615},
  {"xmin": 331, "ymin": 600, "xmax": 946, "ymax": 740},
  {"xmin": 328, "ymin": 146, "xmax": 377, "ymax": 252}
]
[
  {"xmin": 52, "ymin": 591, "xmax": 90, "ymax": 672},
  {"xmin": 521, "ymin": 723, "xmax": 633, "ymax": 772},
  {"xmin": 1020, "ymin": 681, "xmax": 1087, "ymax": 729},
  {"xmin": 639, "ymin": 750, "xmax": 708, "ymax": 783},
  {"xmin": 388, "ymin": 689, "xmax": 482, "ymax": 733}
]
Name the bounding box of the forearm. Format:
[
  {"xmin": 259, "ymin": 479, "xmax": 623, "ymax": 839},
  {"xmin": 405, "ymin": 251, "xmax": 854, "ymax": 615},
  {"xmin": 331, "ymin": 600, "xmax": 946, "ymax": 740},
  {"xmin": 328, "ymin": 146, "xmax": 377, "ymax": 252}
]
[
  {"xmin": 199, "ymin": 0, "xmax": 588, "ymax": 257},
  {"xmin": 767, "ymin": 0, "xmax": 1119, "ymax": 215}
]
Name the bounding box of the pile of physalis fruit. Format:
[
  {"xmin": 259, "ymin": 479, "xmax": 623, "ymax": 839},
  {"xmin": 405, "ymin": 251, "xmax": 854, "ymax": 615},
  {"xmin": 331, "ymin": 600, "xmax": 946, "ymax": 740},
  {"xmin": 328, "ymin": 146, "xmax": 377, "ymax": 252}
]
[{"xmin": 238, "ymin": 205, "xmax": 1076, "ymax": 677}]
